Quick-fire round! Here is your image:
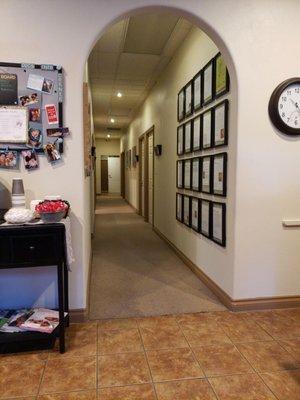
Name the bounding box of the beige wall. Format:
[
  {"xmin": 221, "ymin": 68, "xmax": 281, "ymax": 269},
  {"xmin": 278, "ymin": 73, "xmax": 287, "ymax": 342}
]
[{"xmin": 95, "ymin": 139, "xmax": 120, "ymax": 194}]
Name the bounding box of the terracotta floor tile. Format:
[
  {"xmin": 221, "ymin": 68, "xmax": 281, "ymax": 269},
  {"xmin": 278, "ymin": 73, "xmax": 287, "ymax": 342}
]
[
  {"xmin": 155, "ymin": 378, "xmax": 217, "ymax": 400},
  {"xmin": 50, "ymin": 328, "xmax": 97, "ymax": 358},
  {"xmin": 69, "ymin": 321, "xmax": 98, "ymax": 332},
  {"xmin": 40, "ymin": 356, "xmax": 96, "ymax": 394},
  {"xmin": 98, "ymin": 352, "xmax": 151, "ymax": 387},
  {"xmin": 176, "ymin": 312, "xmax": 217, "ymax": 326},
  {"xmin": 147, "ymin": 348, "xmax": 204, "ymax": 381},
  {"xmin": 237, "ymin": 341, "xmax": 299, "ymax": 372},
  {"xmin": 260, "ymin": 370, "xmax": 300, "ymax": 400},
  {"xmin": 209, "ymin": 373, "xmax": 276, "ymax": 399},
  {"xmin": 218, "ymin": 317, "xmax": 272, "ymax": 343},
  {"xmin": 137, "ymin": 315, "xmax": 178, "ymax": 329},
  {"xmin": 193, "ymin": 343, "xmax": 252, "ymax": 377},
  {"xmin": 140, "ymin": 325, "xmax": 188, "ymax": 350},
  {"xmin": 271, "ymin": 308, "xmax": 300, "ymax": 323},
  {"xmin": 38, "ymin": 390, "xmax": 97, "ymax": 399},
  {"xmin": 0, "ymin": 361, "xmax": 45, "ymax": 398},
  {"xmin": 181, "ymin": 321, "xmax": 231, "ymax": 347},
  {"xmin": 278, "ymin": 338, "xmax": 300, "ymax": 362},
  {"xmin": 0, "ymin": 350, "xmax": 49, "ymax": 364},
  {"xmin": 98, "ymin": 318, "xmax": 138, "ymax": 331},
  {"xmin": 98, "ymin": 384, "xmax": 156, "ymax": 399},
  {"xmin": 98, "ymin": 328, "xmax": 143, "ymax": 354},
  {"xmin": 250, "ymin": 312, "xmax": 300, "ymax": 339}
]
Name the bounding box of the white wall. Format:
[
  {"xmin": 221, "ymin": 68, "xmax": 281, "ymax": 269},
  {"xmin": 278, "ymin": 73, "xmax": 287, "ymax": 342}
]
[
  {"xmin": 0, "ymin": 0, "xmax": 299, "ymax": 309},
  {"xmin": 95, "ymin": 139, "xmax": 120, "ymax": 194}
]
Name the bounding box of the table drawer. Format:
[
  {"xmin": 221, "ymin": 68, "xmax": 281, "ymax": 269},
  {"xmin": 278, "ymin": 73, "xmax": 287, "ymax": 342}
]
[{"xmin": 11, "ymin": 234, "xmax": 58, "ymax": 264}]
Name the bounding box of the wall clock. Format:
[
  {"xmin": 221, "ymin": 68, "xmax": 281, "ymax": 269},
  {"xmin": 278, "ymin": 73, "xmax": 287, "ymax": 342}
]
[{"xmin": 269, "ymin": 77, "xmax": 300, "ymax": 135}]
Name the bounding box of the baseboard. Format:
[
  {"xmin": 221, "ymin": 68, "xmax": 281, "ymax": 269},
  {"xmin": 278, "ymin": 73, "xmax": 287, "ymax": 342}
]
[
  {"xmin": 69, "ymin": 309, "xmax": 88, "ymax": 323},
  {"xmin": 153, "ymin": 226, "xmax": 300, "ymax": 311}
]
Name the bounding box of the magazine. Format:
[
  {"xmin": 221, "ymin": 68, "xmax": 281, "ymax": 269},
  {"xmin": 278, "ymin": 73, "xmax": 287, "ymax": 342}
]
[
  {"xmin": 20, "ymin": 308, "xmax": 66, "ymax": 334},
  {"xmin": 0, "ymin": 309, "xmax": 33, "ymax": 333}
]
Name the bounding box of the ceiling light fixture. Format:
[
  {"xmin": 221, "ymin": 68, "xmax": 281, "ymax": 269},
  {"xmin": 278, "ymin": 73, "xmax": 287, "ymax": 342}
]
[
  {"xmin": 110, "ymin": 118, "xmax": 115, "ymax": 123},
  {"xmin": 117, "ymin": 92, "xmax": 122, "ymax": 98},
  {"xmin": 107, "ymin": 134, "xmax": 111, "ymax": 138}
]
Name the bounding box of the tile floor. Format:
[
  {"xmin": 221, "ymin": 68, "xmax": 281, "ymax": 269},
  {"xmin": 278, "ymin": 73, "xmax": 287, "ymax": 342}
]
[{"xmin": 0, "ymin": 309, "xmax": 300, "ymax": 399}]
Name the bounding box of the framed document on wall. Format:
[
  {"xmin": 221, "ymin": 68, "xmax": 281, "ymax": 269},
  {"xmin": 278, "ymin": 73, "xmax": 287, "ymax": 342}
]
[
  {"xmin": 184, "ymin": 158, "xmax": 192, "ymax": 190},
  {"xmin": 177, "ymin": 124, "xmax": 184, "ymax": 155},
  {"xmin": 178, "ymin": 88, "xmax": 185, "ymax": 122},
  {"xmin": 201, "ymin": 108, "xmax": 213, "ymax": 149},
  {"xmin": 214, "ymin": 100, "xmax": 228, "ymax": 147},
  {"xmin": 184, "ymin": 120, "xmax": 192, "ymax": 153},
  {"xmin": 200, "ymin": 199, "xmax": 211, "ymax": 238},
  {"xmin": 192, "ymin": 115, "xmax": 201, "ymax": 151},
  {"xmin": 202, "ymin": 59, "xmax": 214, "ymax": 106},
  {"xmin": 185, "ymin": 80, "xmax": 193, "ymax": 117},
  {"xmin": 0, "ymin": 106, "xmax": 28, "ymax": 143},
  {"xmin": 201, "ymin": 155, "xmax": 212, "ymax": 194},
  {"xmin": 176, "ymin": 193, "xmax": 183, "ymax": 222},
  {"xmin": 193, "ymin": 71, "xmax": 202, "ymax": 111},
  {"xmin": 212, "ymin": 201, "xmax": 226, "ymax": 246},
  {"xmin": 192, "ymin": 157, "xmax": 201, "ymax": 191},
  {"xmin": 213, "ymin": 153, "xmax": 227, "ymax": 196},
  {"xmin": 191, "ymin": 197, "xmax": 200, "ymax": 232},
  {"xmin": 176, "ymin": 160, "xmax": 183, "ymax": 189},
  {"xmin": 215, "ymin": 52, "xmax": 229, "ymax": 99},
  {"xmin": 183, "ymin": 195, "xmax": 191, "ymax": 227}
]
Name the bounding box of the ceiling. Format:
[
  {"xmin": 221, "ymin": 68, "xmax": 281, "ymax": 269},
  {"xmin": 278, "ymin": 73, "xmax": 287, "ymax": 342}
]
[{"xmin": 88, "ymin": 13, "xmax": 192, "ymax": 139}]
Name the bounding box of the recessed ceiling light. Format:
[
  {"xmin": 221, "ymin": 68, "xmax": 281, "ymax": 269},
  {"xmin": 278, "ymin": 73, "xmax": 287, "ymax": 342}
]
[
  {"xmin": 107, "ymin": 134, "xmax": 111, "ymax": 138},
  {"xmin": 117, "ymin": 92, "xmax": 122, "ymax": 98},
  {"xmin": 110, "ymin": 118, "xmax": 115, "ymax": 123}
]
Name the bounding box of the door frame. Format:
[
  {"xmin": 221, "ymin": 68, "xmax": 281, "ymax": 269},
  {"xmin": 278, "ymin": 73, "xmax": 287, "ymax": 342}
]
[{"xmin": 120, "ymin": 151, "xmax": 125, "ymax": 198}]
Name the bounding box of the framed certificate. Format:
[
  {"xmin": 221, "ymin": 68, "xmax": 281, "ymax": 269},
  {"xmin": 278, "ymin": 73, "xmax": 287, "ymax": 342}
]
[
  {"xmin": 200, "ymin": 199, "xmax": 211, "ymax": 238},
  {"xmin": 0, "ymin": 106, "xmax": 28, "ymax": 143},
  {"xmin": 215, "ymin": 52, "xmax": 229, "ymax": 99},
  {"xmin": 201, "ymin": 108, "xmax": 213, "ymax": 149},
  {"xmin": 177, "ymin": 124, "xmax": 185, "ymax": 155},
  {"xmin": 201, "ymin": 155, "xmax": 212, "ymax": 194},
  {"xmin": 192, "ymin": 115, "xmax": 201, "ymax": 151},
  {"xmin": 176, "ymin": 160, "xmax": 184, "ymax": 189},
  {"xmin": 202, "ymin": 59, "xmax": 214, "ymax": 106},
  {"xmin": 214, "ymin": 100, "xmax": 228, "ymax": 147},
  {"xmin": 213, "ymin": 153, "xmax": 227, "ymax": 196},
  {"xmin": 184, "ymin": 120, "xmax": 192, "ymax": 153},
  {"xmin": 193, "ymin": 71, "xmax": 202, "ymax": 111},
  {"xmin": 178, "ymin": 88, "xmax": 185, "ymax": 122},
  {"xmin": 192, "ymin": 157, "xmax": 201, "ymax": 192},
  {"xmin": 176, "ymin": 193, "xmax": 183, "ymax": 222},
  {"xmin": 191, "ymin": 197, "xmax": 200, "ymax": 232},
  {"xmin": 185, "ymin": 80, "xmax": 193, "ymax": 117},
  {"xmin": 212, "ymin": 201, "xmax": 226, "ymax": 246},
  {"xmin": 183, "ymin": 195, "xmax": 191, "ymax": 227},
  {"xmin": 184, "ymin": 158, "xmax": 192, "ymax": 190}
]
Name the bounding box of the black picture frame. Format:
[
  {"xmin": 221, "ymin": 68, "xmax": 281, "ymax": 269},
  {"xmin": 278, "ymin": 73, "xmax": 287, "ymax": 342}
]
[
  {"xmin": 176, "ymin": 160, "xmax": 184, "ymax": 189},
  {"xmin": 191, "ymin": 157, "xmax": 201, "ymax": 192},
  {"xmin": 211, "ymin": 201, "xmax": 226, "ymax": 247},
  {"xmin": 199, "ymin": 198, "xmax": 211, "ymax": 238},
  {"xmin": 201, "ymin": 108, "xmax": 214, "ymax": 150},
  {"xmin": 214, "ymin": 52, "xmax": 230, "ymax": 99},
  {"xmin": 184, "ymin": 80, "xmax": 193, "ymax": 117},
  {"xmin": 183, "ymin": 158, "xmax": 192, "ymax": 190},
  {"xmin": 193, "ymin": 70, "xmax": 202, "ymax": 111},
  {"xmin": 191, "ymin": 196, "xmax": 200, "ymax": 232},
  {"xmin": 212, "ymin": 152, "xmax": 227, "ymax": 197},
  {"xmin": 213, "ymin": 99, "xmax": 229, "ymax": 147},
  {"xmin": 201, "ymin": 155, "xmax": 213, "ymax": 194},
  {"xmin": 176, "ymin": 193, "xmax": 183, "ymax": 222},
  {"xmin": 177, "ymin": 124, "xmax": 185, "ymax": 155},
  {"xmin": 202, "ymin": 59, "xmax": 215, "ymax": 106},
  {"xmin": 192, "ymin": 115, "xmax": 201, "ymax": 152},
  {"xmin": 184, "ymin": 119, "xmax": 193, "ymax": 154},
  {"xmin": 183, "ymin": 195, "xmax": 191, "ymax": 227},
  {"xmin": 177, "ymin": 87, "xmax": 185, "ymax": 122}
]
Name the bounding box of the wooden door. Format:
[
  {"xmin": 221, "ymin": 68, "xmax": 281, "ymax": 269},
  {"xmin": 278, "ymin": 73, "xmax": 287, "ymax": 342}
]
[
  {"xmin": 101, "ymin": 159, "xmax": 108, "ymax": 193},
  {"xmin": 139, "ymin": 136, "xmax": 146, "ymax": 216},
  {"xmin": 147, "ymin": 130, "xmax": 154, "ymax": 225}
]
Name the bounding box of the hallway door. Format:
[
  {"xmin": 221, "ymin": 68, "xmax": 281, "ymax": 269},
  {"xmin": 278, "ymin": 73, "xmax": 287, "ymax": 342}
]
[
  {"xmin": 140, "ymin": 137, "xmax": 145, "ymax": 217},
  {"xmin": 147, "ymin": 130, "xmax": 154, "ymax": 225},
  {"xmin": 101, "ymin": 159, "xmax": 108, "ymax": 193},
  {"xmin": 120, "ymin": 152, "xmax": 125, "ymax": 198},
  {"xmin": 108, "ymin": 156, "xmax": 120, "ymax": 194}
]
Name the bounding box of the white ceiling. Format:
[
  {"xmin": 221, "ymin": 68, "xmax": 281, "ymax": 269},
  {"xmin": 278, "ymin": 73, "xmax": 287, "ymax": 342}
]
[{"xmin": 88, "ymin": 13, "xmax": 192, "ymax": 139}]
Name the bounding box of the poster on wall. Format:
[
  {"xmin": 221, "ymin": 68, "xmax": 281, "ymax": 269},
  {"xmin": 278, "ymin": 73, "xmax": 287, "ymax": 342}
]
[
  {"xmin": 177, "ymin": 125, "xmax": 184, "ymax": 155},
  {"xmin": 0, "ymin": 106, "xmax": 28, "ymax": 143},
  {"xmin": 177, "ymin": 160, "xmax": 183, "ymax": 188},
  {"xmin": 178, "ymin": 88, "xmax": 185, "ymax": 121},
  {"xmin": 192, "ymin": 157, "xmax": 200, "ymax": 191},
  {"xmin": 200, "ymin": 199, "xmax": 211, "ymax": 238},
  {"xmin": 193, "ymin": 71, "xmax": 201, "ymax": 110},
  {"xmin": 184, "ymin": 158, "xmax": 191, "ymax": 190},
  {"xmin": 191, "ymin": 197, "xmax": 200, "ymax": 232},
  {"xmin": 212, "ymin": 201, "xmax": 226, "ymax": 246},
  {"xmin": 202, "ymin": 109, "xmax": 212, "ymax": 149},
  {"xmin": 192, "ymin": 115, "xmax": 201, "ymax": 151},
  {"xmin": 184, "ymin": 120, "xmax": 192, "ymax": 153},
  {"xmin": 201, "ymin": 155, "xmax": 212, "ymax": 194},
  {"xmin": 215, "ymin": 53, "xmax": 229, "ymax": 98},
  {"xmin": 185, "ymin": 80, "xmax": 193, "ymax": 117},
  {"xmin": 213, "ymin": 153, "xmax": 227, "ymax": 196},
  {"xmin": 176, "ymin": 193, "xmax": 183, "ymax": 222},
  {"xmin": 203, "ymin": 60, "xmax": 214, "ymax": 105},
  {"xmin": 183, "ymin": 195, "xmax": 191, "ymax": 226},
  {"xmin": 214, "ymin": 100, "xmax": 228, "ymax": 146}
]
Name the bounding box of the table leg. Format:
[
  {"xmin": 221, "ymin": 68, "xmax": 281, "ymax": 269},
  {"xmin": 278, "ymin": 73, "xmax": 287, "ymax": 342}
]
[
  {"xmin": 64, "ymin": 263, "xmax": 69, "ymax": 327},
  {"xmin": 57, "ymin": 262, "xmax": 65, "ymax": 353}
]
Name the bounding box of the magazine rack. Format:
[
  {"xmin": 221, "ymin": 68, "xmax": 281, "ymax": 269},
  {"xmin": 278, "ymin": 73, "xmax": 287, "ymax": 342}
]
[{"xmin": 0, "ymin": 222, "xmax": 69, "ymax": 353}]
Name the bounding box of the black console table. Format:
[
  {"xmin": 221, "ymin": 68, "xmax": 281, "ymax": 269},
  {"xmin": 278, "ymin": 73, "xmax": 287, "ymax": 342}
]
[{"xmin": 0, "ymin": 222, "xmax": 69, "ymax": 353}]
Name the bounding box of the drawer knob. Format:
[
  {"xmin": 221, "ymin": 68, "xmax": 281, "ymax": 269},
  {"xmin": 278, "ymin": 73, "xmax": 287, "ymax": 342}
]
[{"xmin": 29, "ymin": 246, "xmax": 35, "ymax": 251}]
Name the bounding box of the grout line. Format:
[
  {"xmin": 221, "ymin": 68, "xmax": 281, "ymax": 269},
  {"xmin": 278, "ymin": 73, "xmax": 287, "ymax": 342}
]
[
  {"xmin": 256, "ymin": 371, "xmax": 281, "ymax": 400},
  {"xmin": 36, "ymin": 355, "xmax": 49, "ymax": 396},
  {"xmin": 96, "ymin": 322, "xmax": 99, "ymax": 390}
]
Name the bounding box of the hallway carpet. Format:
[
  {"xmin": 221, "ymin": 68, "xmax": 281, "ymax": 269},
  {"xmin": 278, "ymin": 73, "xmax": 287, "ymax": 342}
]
[{"xmin": 89, "ymin": 197, "xmax": 226, "ymax": 319}]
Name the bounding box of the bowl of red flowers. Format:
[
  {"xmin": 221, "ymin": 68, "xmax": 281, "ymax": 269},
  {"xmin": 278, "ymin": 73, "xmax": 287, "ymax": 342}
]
[{"xmin": 35, "ymin": 200, "xmax": 69, "ymax": 223}]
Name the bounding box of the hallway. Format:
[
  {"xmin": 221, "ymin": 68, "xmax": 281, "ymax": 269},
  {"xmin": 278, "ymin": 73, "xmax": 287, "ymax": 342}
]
[{"xmin": 89, "ymin": 197, "xmax": 225, "ymax": 320}]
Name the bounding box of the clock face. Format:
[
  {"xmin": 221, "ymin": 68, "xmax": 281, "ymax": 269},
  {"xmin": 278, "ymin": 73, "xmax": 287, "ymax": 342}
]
[{"xmin": 277, "ymin": 83, "xmax": 300, "ymax": 128}]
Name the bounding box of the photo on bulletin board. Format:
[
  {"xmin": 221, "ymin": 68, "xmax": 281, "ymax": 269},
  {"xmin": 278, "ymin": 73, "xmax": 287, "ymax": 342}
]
[
  {"xmin": 183, "ymin": 195, "xmax": 191, "ymax": 227},
  {"xmin": 177, "ymin": 124, "xmax": 184, "ymax": 156},
  {"xmin": 22, "ymin": 149, "xmax": 39, "ymax": 170},
  {"xmin": 193, "ymin": 70, "xmax": 202, "ymax": 111},
  {"xmin": 213, "ymin": 100, "xmax": 228, "ymax": 147},
  {"xmin": 176, "ymin": 192, "xmax": 183, "ymax": 222},
  {"xmin": 0, "ymin": 149, "xmax": 19, "ymax": 169},
  {"xmin": 192, "ymin": 115, "xmax": 201, "ymax": 151},
  {"xmin": 27, "ymin": 123, "xmax": 43, "ymax": 149},
  {"xmin": 202, "ymin": 59, "xmax": 214, "ymax": 106},
  {"xmin": 200, "ymin": 198, "xmax": 211, "ymax": 238},
  {"xmin": 215, "ymin": 52, "xmax": 230, "ymax": 99},
  {"xmin": 176, "ymin": 160, "xmax": 183, "ymax": 189},
  {"xmin": 212, "ymin": 201, "xmax": 226, "ymax": 246},
  {"xmin": 184, "ymin": 158, "xmax": 192, "ymax": 190},
  {"xmin": 184, "ymin": 80, "xmax": 193, "ymax": 117},
  {"xmin": 201, "ymin": 155, "xmax": 212, "ymax": 194},
  {"xmin": 191, "ymin": 197, "xmax": 200, "ymax": 232},
  {"xmin": 192, "ymin": 157, "xmax": 201, "ymax": 192},
  {"xmin": 177, "ymin": 87, "xmax": 185, "ymax": 122},
  {"xmin": 213, "ymin": 152, "xmax": 227, "ymax": 196},
  {"xmin": 184, "ymin": 120, "xmax": 192, "ymax": 153},
  {"xmin": 0, "ymin": 106, "xmax": 28, "ymax": 143},
  {"xmin": 201, "ymin": 108, "xmax": 213, "ymax": 150}
]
